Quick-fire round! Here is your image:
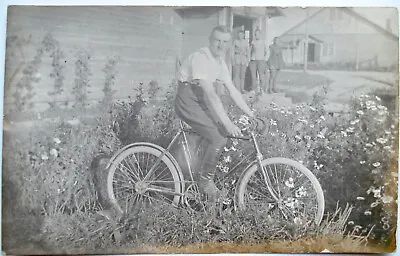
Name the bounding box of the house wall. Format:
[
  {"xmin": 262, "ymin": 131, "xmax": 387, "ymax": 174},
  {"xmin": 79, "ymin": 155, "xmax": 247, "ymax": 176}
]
[
  {"xmin": 5, "ymin": 6, "xmax": 183, "ymax": 111},
  {"xmin": 280, "ymin": 8, "xmax": 398, "ymax": 69},
  {"xmin": 180, "ymin": 8, "xmax": 220, "ymax": 60}
]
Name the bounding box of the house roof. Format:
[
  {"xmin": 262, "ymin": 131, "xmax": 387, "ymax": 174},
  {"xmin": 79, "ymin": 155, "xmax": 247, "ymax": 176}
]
[
  {"xmin": 174, "ymin": 6, "xmax": 285, "ymax": 18},
  {"xmin": 280, "ymin": 7, "xmax": 398, "ymax": 41}
]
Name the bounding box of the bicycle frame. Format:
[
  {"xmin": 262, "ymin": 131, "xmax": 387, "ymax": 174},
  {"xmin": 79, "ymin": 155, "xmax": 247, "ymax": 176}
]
[{"xmin": 138, "ymin": 121, "xmax": 281, "ymax": 202}]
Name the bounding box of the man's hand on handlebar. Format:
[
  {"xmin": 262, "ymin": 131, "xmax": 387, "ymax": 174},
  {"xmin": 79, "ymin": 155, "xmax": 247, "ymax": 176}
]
[{"xmin": 225, "ymin": 122, "xmax": 242, "ymax": 137}]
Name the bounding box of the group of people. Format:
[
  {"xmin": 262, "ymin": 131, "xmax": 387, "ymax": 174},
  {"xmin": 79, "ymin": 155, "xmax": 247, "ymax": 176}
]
[{"xmin": 231, "ymin": 28, "xmax": 284, "ymax": 95}]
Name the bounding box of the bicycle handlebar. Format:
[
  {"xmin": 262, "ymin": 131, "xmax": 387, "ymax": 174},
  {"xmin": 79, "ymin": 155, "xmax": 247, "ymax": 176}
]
[{"xmin": 227, "ymin": 117, "xmax": 266, "ymax": 140}]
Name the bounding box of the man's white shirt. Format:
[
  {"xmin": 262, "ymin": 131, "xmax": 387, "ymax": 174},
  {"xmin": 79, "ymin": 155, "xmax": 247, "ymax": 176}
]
[{"xmin": 178, "ymin": 47, "xmax": 231, "ymax": 85}]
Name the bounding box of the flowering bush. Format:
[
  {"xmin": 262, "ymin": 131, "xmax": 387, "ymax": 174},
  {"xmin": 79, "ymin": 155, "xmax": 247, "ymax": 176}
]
[
  {"xmin": 2, "ymin": 72, "xmax": 397, "ymax": 253},
  {"xmin": 2, "ymin": 116, "xmax": 121, "ymax": 216}
]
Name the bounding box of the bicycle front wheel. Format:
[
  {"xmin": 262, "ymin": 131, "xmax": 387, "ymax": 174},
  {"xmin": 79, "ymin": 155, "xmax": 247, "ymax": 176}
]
[
  {"xmin": 236, "ymin": 157, "xmax": 325, "ymax": 226},
  {"xmin": 107, "ymin": 144, "xmax": 184, "ymax": 215}
]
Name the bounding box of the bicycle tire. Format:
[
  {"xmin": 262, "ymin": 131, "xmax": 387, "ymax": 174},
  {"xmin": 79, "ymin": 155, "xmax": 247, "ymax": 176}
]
[
  {"xmin": 107, "ymin": 143, "xmax": 184, "ymax": 215},
  {"xmin": 236, "ymin": 157, "xmax": 325, "ymax": 226}
]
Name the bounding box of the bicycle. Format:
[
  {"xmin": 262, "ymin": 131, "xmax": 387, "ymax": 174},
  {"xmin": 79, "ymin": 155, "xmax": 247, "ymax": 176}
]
[{"xmin": 106, "ymin": 116, "xmax": 325, "ymax": 226}]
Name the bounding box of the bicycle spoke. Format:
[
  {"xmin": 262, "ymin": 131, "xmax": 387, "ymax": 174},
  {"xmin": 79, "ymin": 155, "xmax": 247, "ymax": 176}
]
[
  {"xmin": 153, "ymin": 166, "xmax": 171, "ymax": 181},
  {"xmin": 114, "ymin": 187, "xmax": 134, "ymax": 197},
  {"xmin": 113, "ymin": 172, "xmax": 136, "ymax": 184},
  {"xmin": 267, "ymin": 164, "xmax": 281, "ymax": 198},
  {"xmin": 117, "ymin": 163, "xmax": 138, "ymax": 183},
  {"xmin": 127, "ymin": 154, "xmax": 144, "ymax": 180},
  {"xmin": 120, "ymin": 160, "xmax": 140, "ymax": 181},
  {"xmin": 113, "ymin": 182, "xmax": 135, "ymax": 191},
  {"xmin": 131, "ymin": 153, "xmax": 145, "ymax": 179},
  {"xmin": 245, "ymin": 184, "xmax": 273, "ymax": 201}
]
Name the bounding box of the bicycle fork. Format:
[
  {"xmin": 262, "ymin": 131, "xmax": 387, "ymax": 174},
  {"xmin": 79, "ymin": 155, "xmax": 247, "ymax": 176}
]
[{"xmin": 250, "ymin": 132, "xmax": 280, "ymax": 202}]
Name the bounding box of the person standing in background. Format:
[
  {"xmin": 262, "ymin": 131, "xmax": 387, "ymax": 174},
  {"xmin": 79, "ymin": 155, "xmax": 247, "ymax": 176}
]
[
  {"xmin": 266, "ymin": 37, "xmax": 285, "ymax": 93},
  {"xmin": 232, "ymin": 30, "xmax": 250, "ymax": 94},
  {"xmin": 249, "ymin": 28, "xmax": 267, "ymax": 95}
]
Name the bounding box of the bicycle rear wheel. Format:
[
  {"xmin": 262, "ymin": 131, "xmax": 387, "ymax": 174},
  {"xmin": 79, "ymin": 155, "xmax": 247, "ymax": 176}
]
[
  {"xmin": 236, "ymin": 157, "xmax": 325, "ymax": 226},
  {"xmin": 107, "ymin": 144, "xmax": 184, "ymax": 215}
]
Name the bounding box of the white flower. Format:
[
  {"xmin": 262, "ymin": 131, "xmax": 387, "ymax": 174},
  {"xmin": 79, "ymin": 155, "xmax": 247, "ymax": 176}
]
[
  {"xmin": 356, "ymin": 196, "xmax": 365, "ymax": 200},
  {"xmin": 365, "ymin": 143, "xmax": 373, "ymax": 148},
  {"xmin": 222, "ymin": 166, "xmax": 229, "ymax": 173},
  {"xmin": 295, "ymin": 135, "xmax": 302, "ymax": 140},
  {"xmin": 346, "ymin": 127, "xmax": 355, "ymax": 133},
  {"xmin": 348, "ymin": 221, "xmax": 354, "ymax": 225},
  {"xmin": 367, "ymin": 187, "xmax": 382, "ymax": 198},
  {"xmin": 270, "ymin": 119, "xmax": 277, "ymax": 126},
  {"xmin": 285, "ymin": 177, "xmax": 294, "ymax": 188},
  {"xmin": 371, "ymin": 202, "xmax": 379, "ymax": 208},
  {"xmin": 223, "ymin": 156, "xmax": 231, "ymax": 163},
  {"xmin": 298, "ymin": 119, "xmax": 308, "ymax": 124},
  {"xmin": 375, "ymin": 96, "xmax": 381, "ymax": 101},
  {"xmin": 341, "ymin": 131, "xmax": 347, "ymax": 137},
  {"xmin": 310, "ymin": 124, "xmax": 315, "ymax": 128},
  {"xmin": 53, "ymin": 137, "xmax": 61, "ymax": 144},
  {"xmin": 294, "ymin": 217, "xmax": 303, "ymax": 225},
  {"xmin": 376, "ymin": 138, "xmax": 388, "ymax": 144},
  {"xmin": 370, "ymin": 106, "xmax": 377, "ymax": 111},
  {"xmin": 50, "ymin": 148, "xmax": 58, "ymax": 158},
  {"xmin": 320, "ymin": 115, "xmax": 325, "ymax": 121},
  {"xmin": 372, "ymin": 162, "xmax": 381, "ymax": 168},
  {"xmin": 390, "ymin": 172, "xmax": 398, "ymax": 177},
  {"xmin": 356, "ymin": 110, "xmax": 364, "ymax": 115},
  {"xmin": 364, "ymin": 211, "xmax": 372, "ymax": 216},
  {"xmin": 317, "ymin": 133, "xmax": 325, "ymax": 139},
  {"xmin": 41, "ymin": 154, "xmax": 49, "ymax": 160},
  {"xmin": 354, "ymin": 225, "xmax": 362, "ymax": 230},
  {"xmin": 309, "ymin": 106, "xmax": 317, "ymax": 111},
  {"xmin": 383, "ymin": 146, "xmax": 391, "ymax": 151},
  {"xmin": 360, "ymin": 160, "xmax": 366, "ymax": 164},
  {"xmin": 232, "ymin": 139, "xmax": 239, "ymax": 146},
  {"xmin": 350, "ymin": 119, "xmax": 360, "ymax": 125}
]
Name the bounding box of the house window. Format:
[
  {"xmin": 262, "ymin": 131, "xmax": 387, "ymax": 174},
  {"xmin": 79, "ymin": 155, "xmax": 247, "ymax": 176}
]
[
  {"xmin": 323, "ymin": 44, "xmax": 328, "ymax": 56},
  {"xmin": 323, "ymin": 43, "xmax": 335, "ymax": 56},
  {"xmin": 328, "ymin": 43, "xmax": 335, "ymax": 56}
]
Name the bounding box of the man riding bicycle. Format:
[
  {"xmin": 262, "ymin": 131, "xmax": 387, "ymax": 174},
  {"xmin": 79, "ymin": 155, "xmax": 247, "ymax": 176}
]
[{"xmin": 174, "ymin": 25, "xmax": 255, "ymax": 202}]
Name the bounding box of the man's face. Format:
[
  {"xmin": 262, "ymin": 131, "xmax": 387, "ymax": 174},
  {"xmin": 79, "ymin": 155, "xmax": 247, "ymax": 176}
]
[
  {"xmin": 238, "ymin": 31, "xmax": 245, "ymax": 40},
  {"xmin": 209, "ymin": 30, "xmax": 231, "ymax": 58}
]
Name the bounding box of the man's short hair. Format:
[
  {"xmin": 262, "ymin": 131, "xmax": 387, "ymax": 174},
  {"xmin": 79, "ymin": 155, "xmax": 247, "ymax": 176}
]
[{"xmin": 210, "ymin": 25, "xmax": 231, "ymax": 37}]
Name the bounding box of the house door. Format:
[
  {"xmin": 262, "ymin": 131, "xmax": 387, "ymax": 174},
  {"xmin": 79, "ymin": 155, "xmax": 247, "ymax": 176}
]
[
  {"xmin": 232, "ymin": 14, "xmax": 254, "ymax": 91},
  {"xmin": 308, "ymin": 43, "xmax": 315, "ymax": 62}
]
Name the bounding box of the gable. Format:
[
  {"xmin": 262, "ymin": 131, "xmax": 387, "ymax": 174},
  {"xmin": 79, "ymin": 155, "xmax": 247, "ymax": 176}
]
[{"xmin": 282, "ymin": 7, "xmax": 398, "ymax": 41}]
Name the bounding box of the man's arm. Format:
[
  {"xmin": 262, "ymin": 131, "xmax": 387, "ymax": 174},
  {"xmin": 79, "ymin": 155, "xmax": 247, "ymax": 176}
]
[{"xmin": 198, "ymin": 79, "xmax": 242, "ymax": 136}]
